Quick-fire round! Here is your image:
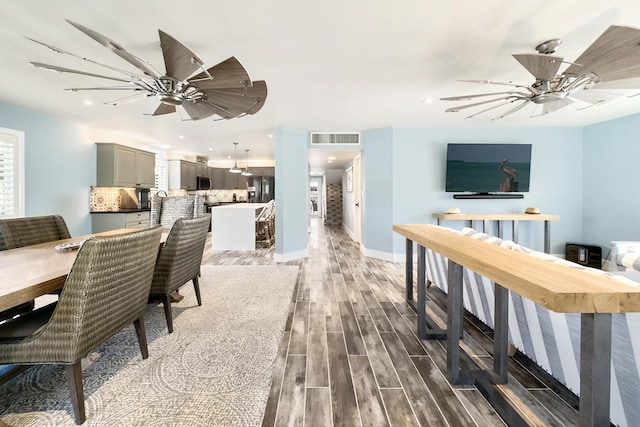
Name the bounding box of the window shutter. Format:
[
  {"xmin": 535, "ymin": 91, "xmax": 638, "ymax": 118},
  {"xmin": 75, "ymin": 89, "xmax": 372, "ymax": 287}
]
[{"xmin": 0, "ymin": 129, "xmax": 24, "ymax": 218}]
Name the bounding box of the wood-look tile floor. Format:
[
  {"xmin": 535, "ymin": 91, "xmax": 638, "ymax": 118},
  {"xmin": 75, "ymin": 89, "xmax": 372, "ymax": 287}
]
[{"xmin": 203, "ymin": 218, "xmax": 580, "ymax": 427}]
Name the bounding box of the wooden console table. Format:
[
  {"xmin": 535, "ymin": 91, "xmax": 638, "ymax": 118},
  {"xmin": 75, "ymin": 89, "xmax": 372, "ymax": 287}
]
[
  {"xmin": 433, "ymin": 212, "xmax": 559, "ymax": 254},
  {"xmin": 394, "ymin": 223, "xmax": 640, "ymax": 426}
]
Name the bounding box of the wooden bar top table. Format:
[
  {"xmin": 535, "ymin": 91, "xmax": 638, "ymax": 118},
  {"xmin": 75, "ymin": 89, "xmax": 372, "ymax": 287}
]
[
  {"xmin": 433, "ymin": 212, "xmax": 559, "ymax": 253},
  {"xmin": 0, "ymin": 228, "xmax": 168, "ymax": 313}
]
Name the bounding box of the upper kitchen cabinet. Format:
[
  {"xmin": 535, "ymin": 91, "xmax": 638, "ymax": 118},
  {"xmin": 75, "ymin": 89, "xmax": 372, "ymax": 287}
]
[
  {"xmin": 96, "ymin": 143, "xmax": 156, "ymax": 188},
  {"xmin": 168, "ymin": 160, "xmax": 197, "ymax": 190}
]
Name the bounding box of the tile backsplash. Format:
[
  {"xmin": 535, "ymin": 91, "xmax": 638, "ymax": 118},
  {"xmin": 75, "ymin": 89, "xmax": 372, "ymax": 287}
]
[
  {"xmin": 90, "ymin": 187, "xmax": 138, "ymax": 211},
  {"xmin": 188, "ymin": 189, "xmax": 248, "ymax": 203}
]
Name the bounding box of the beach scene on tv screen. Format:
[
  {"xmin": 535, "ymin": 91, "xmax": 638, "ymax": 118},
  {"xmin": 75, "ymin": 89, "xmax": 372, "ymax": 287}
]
[{"xmin": 446, "ymin": 144, "xmax": 531, "ymax": 193}]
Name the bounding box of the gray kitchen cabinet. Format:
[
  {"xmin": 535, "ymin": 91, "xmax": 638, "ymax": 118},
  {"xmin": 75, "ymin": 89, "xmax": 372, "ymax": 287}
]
[
  {"xmin": 211, "ymin": 167, "xmax": 226, "ymax": 189},
  {"xmin": 91, "ymin": 211, "xmax": 150, "ymax": 233},
  {"xmin": 168, "ymin": 160, "xmax": 197, "ymax": 190},
  {"xmin": 96, "ymin": 143, "xmax": 156, "ymax": 188}
]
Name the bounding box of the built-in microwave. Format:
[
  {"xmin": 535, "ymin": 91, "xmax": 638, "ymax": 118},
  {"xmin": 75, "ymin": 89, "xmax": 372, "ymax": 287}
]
[{"xmin": 197, "ymin": 176, "xmax": 211, "ymax": 190}]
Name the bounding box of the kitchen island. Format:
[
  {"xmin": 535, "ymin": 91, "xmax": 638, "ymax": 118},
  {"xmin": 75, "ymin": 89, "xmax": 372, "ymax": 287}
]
[{"xmin": 211, "ymin": 203, "xmax": 268, "ymax": 250}]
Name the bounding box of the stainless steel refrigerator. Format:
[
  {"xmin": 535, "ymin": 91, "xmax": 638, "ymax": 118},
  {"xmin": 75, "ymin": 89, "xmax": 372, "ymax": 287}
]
[{"xmin": 251, "ymin": 176, "xmax": 275, "ymax": 202}]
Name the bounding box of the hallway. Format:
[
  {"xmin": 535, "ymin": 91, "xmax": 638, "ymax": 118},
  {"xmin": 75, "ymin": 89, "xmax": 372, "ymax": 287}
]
[{"xmin": 204, "ymin": 218, "xmax": 580, "ymax": 426}]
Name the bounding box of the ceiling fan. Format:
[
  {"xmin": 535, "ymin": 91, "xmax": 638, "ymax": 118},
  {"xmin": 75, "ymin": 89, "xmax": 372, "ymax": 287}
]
[
  {"xmin": 441, "ymin": 25, "xmax": 640, "ymax": 120},
  {"xmin": 27, "ymin": 19, "xmax": 267, "ymax": 121}
]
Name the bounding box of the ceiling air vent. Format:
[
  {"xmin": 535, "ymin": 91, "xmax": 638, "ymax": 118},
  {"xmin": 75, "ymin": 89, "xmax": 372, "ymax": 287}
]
[{"xmin": 310, "ymin": 132, "xmax": 360, "ymax": 145}]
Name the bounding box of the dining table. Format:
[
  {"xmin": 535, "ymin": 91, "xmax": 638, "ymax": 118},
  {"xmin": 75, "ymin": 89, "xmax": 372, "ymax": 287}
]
[{"xmin": 0, "ymin": 227, "xmax": 168, "ymax": 313}]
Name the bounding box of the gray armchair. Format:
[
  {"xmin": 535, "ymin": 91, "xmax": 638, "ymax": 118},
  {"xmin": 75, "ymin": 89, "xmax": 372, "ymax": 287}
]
[
  {"xmin": 0, "ymin": 226, "xmax": 163, "ymax": 424},
  {"xmin": 149, "ymin": 214, "xmax": 211, "ymax": 333},
  {"xmin": 0, "ymin": 214, "xmax": 72, "ymax": 321}
]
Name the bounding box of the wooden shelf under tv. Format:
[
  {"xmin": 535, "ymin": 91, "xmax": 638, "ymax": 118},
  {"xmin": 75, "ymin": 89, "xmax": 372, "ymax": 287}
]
[{"xmin": 432, "ymin": 212, "xmax": 559, "ymax": 253}]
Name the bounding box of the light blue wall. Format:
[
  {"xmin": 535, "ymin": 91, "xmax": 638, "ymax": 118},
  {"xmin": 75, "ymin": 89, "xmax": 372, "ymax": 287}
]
[
  {"xmin": 361, "ymin": 128, "xmax": 394, "ymax": 253},
  {"xmin": 0, "ymin": 102, "xmax": 94, "ymax": 235},
  {"xmin": 583, "ymin": 113, "xmax": 640, "ymax": 250},
  {"xmin": 274, "ymin": 126, "xmax": 309, "ymax": 259},
  {"xmin": 389, "ymin": 126, "xmax": 584, "ymax": 254}
]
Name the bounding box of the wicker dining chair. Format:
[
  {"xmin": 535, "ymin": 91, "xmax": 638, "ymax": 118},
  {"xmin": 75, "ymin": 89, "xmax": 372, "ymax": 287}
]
[
  {"xmin": 149, "ymin": 214, "xmax": 211, "ymax": 333},
  {"xmin": 0, "ymin": 214, "xmax": 72, "ymax": 322},
  {"xmin": 0, "ymin": 226, "xmax": 163, "ymax": 424},
  {"xmin": 150, "ymin": 193, "xmax": 205, "ymax": 229}
]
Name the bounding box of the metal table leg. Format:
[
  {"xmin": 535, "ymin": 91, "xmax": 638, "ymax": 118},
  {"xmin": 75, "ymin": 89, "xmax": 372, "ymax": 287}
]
[
  {"xmin": 405, "ymin": 238, "xmax": 413, "ymax": 303},
  {"xmin": 579, "ymin": 313, "xmax": 612, "ymax": 426},
  {"xmin": 416, "ymin": 245, "xmax": 447, "ymax": 340},
  {"xmin": 544, "ymin": 220, "xmax": 551, "ymax": 254}
]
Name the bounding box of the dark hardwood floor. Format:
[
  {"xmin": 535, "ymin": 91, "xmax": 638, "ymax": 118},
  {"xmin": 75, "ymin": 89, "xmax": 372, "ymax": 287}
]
[{"xmin": 203, "ymin": 218, "xmax": 580, "ymax": 427}]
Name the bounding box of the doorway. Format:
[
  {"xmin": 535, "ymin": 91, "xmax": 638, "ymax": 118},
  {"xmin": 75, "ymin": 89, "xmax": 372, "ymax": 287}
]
[{"xmin": 309, "ymin": 176, "xmax": 322, "ymax": 218}]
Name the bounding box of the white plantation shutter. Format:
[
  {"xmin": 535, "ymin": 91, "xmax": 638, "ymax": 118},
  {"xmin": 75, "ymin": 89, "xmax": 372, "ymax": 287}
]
[{"xmin": 0, "ymin": 128, "xmax": 24, "ymax": 218}]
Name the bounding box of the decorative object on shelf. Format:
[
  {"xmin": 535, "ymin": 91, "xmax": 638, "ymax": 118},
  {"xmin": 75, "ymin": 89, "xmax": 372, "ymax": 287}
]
[
  {"xmin": 440, "ymin": 25, "xmax": 640, "ymax": 119},
  {"xmin": 525, "ymin": 207, "xmax": 540, "ymax": 214},
  {"xmin": 346, "ymin": 167, "xmax": 353, "ymax": 192},
  {"xmin": 228, "ymin": 142, "xmax": 242, "ymax": 174},
  {"xmin": 27, "ymin": 20, "xmax": 267, "ymax": 121},
  {"xmin": 241, "ymin": 149, "xmax": 253, "ymax": 177},
  {"xmin": 446, "ymin": 206, "xmax": 461, "ymax": 214}
]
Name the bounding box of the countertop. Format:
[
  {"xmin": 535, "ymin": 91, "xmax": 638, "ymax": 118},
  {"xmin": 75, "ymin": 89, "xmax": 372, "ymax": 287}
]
[
  {"xmin": 90, "ymin": 208, "xmax": 151, "ymax": 214},
  {"xmin": 210, "ymin": 203, "xmax": 267, "ymax": 209}
]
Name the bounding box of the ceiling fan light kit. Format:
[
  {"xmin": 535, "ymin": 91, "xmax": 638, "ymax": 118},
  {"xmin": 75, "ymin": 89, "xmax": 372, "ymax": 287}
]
[
  {"xmin": 27, "ymin": 20, "xmax": 267, "ymax": 121},
  {"xmin": 441, "ymin": 25, "xmax": 640, "ymax": 120}
]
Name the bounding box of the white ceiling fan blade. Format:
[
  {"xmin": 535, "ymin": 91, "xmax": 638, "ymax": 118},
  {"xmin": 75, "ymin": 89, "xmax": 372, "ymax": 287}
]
[
  {"xmin": 464, "ymin": 100, "xmax": 517, "ymax": 119},
  {"xmin": 65, "ymin": 19, "xmax": 159, "ymax": 78},
  {"xmin": 571, "ymin": 89, "xmax": 621, "ymax": 106},
  {"xmin": 532, "ymin": 98, "xmax": 574, "ymax": 117},
  {"xmin": 512, "ymin": 54, "xmax": 563, "ymax": 81},
  {"xmin": 445, "ymin": 96, "xmax": 523, "ymax": 113},
  {"xmin": 440, "ymin": 91, "xmax": 527, "ymax": 101},
  {"xmin": 30, "ymin": 62, "xmax": 134, "ymax": 83},
  {"xmin": 492, "ymin": 99, "xmax": 531, "ymax": 120},
  {"xmin": 457, "ymin": 79, "xmax": 536, "ymax": 93},
  {"xmin": 25, "ymin": 36, "xmax": 152, "ymax": 81}
]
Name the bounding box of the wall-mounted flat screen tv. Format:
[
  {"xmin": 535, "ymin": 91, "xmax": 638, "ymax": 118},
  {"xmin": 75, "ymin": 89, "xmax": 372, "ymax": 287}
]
[{"xmin": 445, "ymin": 143, "xmax": 532, "ymax": 195}]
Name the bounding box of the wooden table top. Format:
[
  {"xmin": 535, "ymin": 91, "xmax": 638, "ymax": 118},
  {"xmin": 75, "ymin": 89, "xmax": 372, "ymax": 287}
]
[
  {"xmin": 0, "ymin": 228, "xmax": 168, "ymax": 313},
  {"xmin": 394, "ymin": 223, "xmax": 640, "ymax": 314}
]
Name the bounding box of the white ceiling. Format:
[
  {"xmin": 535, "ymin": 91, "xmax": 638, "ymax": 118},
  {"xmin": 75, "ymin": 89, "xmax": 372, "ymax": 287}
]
[{"xmin": 2, "ymin": 1, "xmax": 640, "ymax": 170}]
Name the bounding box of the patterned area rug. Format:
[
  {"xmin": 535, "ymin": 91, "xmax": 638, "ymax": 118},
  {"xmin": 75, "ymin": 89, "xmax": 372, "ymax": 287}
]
[{"xmin": 0, "ymin": 265, "xmax": 299, "ymax": 426}]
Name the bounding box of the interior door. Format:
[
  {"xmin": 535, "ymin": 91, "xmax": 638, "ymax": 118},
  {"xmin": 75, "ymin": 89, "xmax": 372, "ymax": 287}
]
[
  {"xmin": 353, "ymin": 155, "xmax": 361, "ymax": 243},
  {"xmin": 309, "ymin": 177, "xmax": 322, "ymax": 218}
]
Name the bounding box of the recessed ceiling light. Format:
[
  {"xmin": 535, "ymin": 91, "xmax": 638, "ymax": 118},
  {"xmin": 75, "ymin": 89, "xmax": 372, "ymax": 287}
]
[
  {"xmin": 208, "ymin": 148, "xmax": 213, "ymax": 151},
  {"xmin": 423, "ymin": 98, "xmax": 433, "ymax": 104},
  {"xmin": 328, "ymin": 156, "xmax": 336, "ymax": 160},
  {"xmin": 83, "ymin": 100, "xmax": 93, "ymax": 106},
  {"xmin": 178, "ymin": 135, "xmax": 184, "ymax": 139},
  {"xmin": 162, "ymin": 144, "xmax": 171, "ymax": 149},
  {"xmin": 268, "ymin": 134, "xmax": 273, "ymax": 139}
]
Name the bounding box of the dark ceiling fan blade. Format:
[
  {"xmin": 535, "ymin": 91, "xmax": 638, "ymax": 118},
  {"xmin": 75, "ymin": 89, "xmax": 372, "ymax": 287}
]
[
  {"xmin": 445, "ymin": 95, "xmax": 524, "ymax": 113},
  {"xmin": 158, "ymin": 30, "xmax": 203, "ymax": 81},
  {"xmin": 150, "ymin": 103, "xmax": 176, "ymax": 116},
  {"xmin": 564, "ymin": 25, "xmax": 640, "ymax": 81},
  {"xmin": 205, "ymin": 80, "xmax": 268, "ymax": 115},
  {"xmin": 182, "ymin": 100, "xmax": 235, "ymax": 120},
  {"xmin": 202, "ymin": 89, "xmax": 263, "ymax": 116},
  {"xmin": 65, "ymin": 19, "xmax": 159, "ymax": 78},
  {"xmin": 492, "ymin": 99, "xmax": 531, "ymax": 120},
  {"xmin": 512, "ymin": 53, "xmax": 563, "ymax": 81},
  {"xmin": 30, "ymin": 62, "xmax": 134, "ymax": 83},
  {"xmin": 189, "ymin": 56, "xmax": 251, "ymax": 89}
]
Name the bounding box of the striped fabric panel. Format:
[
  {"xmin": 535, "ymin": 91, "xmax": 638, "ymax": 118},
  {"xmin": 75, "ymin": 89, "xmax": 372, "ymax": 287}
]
[{"xmin": 619, "ymin": 254, "xmax": 640, "ymax": 272}]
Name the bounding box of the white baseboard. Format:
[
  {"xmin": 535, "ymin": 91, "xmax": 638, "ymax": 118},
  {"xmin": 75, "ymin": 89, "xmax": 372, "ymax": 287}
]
[
  {"xmin": 362, "ymin": 247, "xmax": 396, "ymax": 262},
  {"xmin": 342, "ymin": 224, "xmax": 356, "ymax": 241},
  {"xmin": 275, "ymin": 248, "xmax": 308, "ymax": 263}
]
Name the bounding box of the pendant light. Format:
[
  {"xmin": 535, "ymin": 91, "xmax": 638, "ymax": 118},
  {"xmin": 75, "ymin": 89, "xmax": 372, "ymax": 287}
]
[
  {"xmin": 228, "ymin": 142, "xmax": 242, "ymax": 173},
  {"xmin": 242, "ymin": 149, "xmax": 253, "ymax": 176}
]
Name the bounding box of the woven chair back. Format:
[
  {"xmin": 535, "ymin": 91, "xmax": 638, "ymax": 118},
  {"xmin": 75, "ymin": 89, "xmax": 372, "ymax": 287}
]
[
  {"xmin": 150, "ymin": 214, "xmax": 210, "ymax": 295},
  {"xmin": 0, "ymin": 215, "xmax": 71, "ymax": 251}
]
